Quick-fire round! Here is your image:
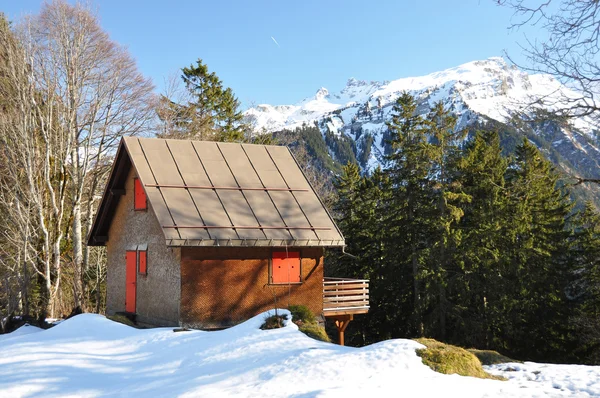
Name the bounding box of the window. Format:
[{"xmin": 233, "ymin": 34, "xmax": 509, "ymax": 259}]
[
  {"xmin": 271, "ymin": 251, "xmax": 301, "ymax": 284},
  {"xmin": 134, "ymin": 178, "xmax": 147, "ymax": 210},
  {"xmin": 137, "ymin": 244, "xmax": 147, "ymax": 275}
]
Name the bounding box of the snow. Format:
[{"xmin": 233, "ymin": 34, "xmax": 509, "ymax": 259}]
[
  {"xmin": 1, "ymin": 311, "xmax": 599, "ymax": 397},
  {"xmin": 0, "ymin": 324, "xmax": 43, "ymax": 343},
  {"xmin": 245, "ymin": 57, "xmax": 597, "ymax": 173}
]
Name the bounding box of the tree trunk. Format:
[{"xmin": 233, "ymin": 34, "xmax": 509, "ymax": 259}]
[{"xmin": 72, "ymin": 199, "xmax": 83, "ymax": 309}]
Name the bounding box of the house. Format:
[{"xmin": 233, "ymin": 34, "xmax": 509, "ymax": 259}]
[{"xmin": 87, "ymin": 137, "xmax": 368, "ymax": 343}]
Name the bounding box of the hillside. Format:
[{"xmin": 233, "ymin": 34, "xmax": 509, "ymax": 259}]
[
  {"xmin": 246, "ymin": 57, "xmax": 600, "ymax": 203},
  {"xmin": 1, "ymin": 312, "xmax": 599, "ymax": 397}
]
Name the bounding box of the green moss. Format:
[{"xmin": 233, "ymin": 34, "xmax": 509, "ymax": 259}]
[
  {"xmin": 106, "ymin": 314, "xmax": 136, "ymax": 327},
  {"xmin": 415, "ymin": 338, "xmax": 505, "ymax": 381},
  {"xmin": 299, "ymin": 323, "xmax": 331, "ymax": 342},
  {"xmin": 468, "ymin": 349, "xmax": 518, "ymax": 365}
]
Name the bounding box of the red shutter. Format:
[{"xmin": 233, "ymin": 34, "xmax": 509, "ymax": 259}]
[
  {"xmin": 138, "ymin": 250, "xmax": 147, "ymax": 274},
  {"xmin": 272, "ymin": 252, "xmax": 301, "ymax": 284},
  {"xmin": 134, "ymin": 178, "xmax": 147, "ymax": 210}
]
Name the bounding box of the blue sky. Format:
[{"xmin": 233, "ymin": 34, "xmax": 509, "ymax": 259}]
[{"xmin": 3, "ymin": 1, "xmax": 535, "ymax": 107}]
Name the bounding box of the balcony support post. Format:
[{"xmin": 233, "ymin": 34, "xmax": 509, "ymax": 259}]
[{"xmin": 332, "ymin": 314, "xmax": 353, "ymax": 346}]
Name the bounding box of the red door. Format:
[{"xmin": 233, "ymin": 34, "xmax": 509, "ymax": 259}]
[{"xmin": 125, "ymin": 251, "xmax": 137, "ymax": 313}]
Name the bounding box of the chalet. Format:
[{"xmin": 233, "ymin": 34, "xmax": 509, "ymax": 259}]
[{"xmin": 87, "ymin": 137, "xmax": 368, "ymax": 344}]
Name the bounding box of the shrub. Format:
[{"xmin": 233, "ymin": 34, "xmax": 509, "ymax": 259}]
[
  {"xmin": 288, "ymin": 305, "xmax": 330, "ymax": 342},
  {"xmin": 260, "ymin": 314, "xmax": 287, "ymax": 330},
  {"xmin": 415, "ymin": 338, "xmax": 505, "ymax": 381},
  {"xmin": 288, "ymin": 305, "xmax": 315, "ymax": 324}
]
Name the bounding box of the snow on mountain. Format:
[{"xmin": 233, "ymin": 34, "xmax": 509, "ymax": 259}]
[
  {"xmin": 247, "ymin": 57, "xmax": 590, "ymax": 132},
  {"xmin": 1, "ymin": 312, "xmax": 599, "ymax": 397},
  {"xmin": 246, "ymin": 57, "xmax": 600, "ymax": 176}
]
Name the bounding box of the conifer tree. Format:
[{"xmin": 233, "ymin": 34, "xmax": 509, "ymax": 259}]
[
  {"xmin": 451, "ymin": 131, "xmax": 509, "ymax": 348},
  {"xmin": 425, "ymin": 102, "xmax": 469, "ymax": 339},
  {"xmin": 503, "ymin": 139, "xmax": 573, "ymax": 360},
  {"xmin": 158, "ymin": 58, "xmax": 247, "ymax": 142},
  {"xmin": 570, "ymin": 202, "xmax": 600, "ymax": 363},
  {"xmin": 384, "ymin": 92, "xmax": 436, "ymax": 336}
]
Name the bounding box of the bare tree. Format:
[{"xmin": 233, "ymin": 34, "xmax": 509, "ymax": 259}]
[
  {"xmin": 497, "ymin": 0, "xmax": 600, "ymax": 184},
  {"xmin": 21, "ymin": 1, "xmax": 154, "ymax": 310},
  {"xmin": 0, "ymin": 1, "xmax": 155, "ymax": 316},
  {"xmin": 0, "ymin": 16, "xmax": 68, "ymax": 317},
  {"xmin": 498, "ymin": 1, "xmax": 600, "ymax": 117}
]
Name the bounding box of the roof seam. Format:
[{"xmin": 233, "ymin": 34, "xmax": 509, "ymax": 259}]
[
  {"xmin": 137, "ymin": 138, "xmax": 182, "ymax": 240},
  {"xmin": 191, "ymin": 142, "xmax": 241, "ymax": 240},
  {"xmin": 215, "ymin": 142, "xmax": 268, "ymax": 240},
  {"xmin": 240, "ymin": 144, "xmax": 294, "ymax": 240},
  {"xmin": 164, "ymin": 140, "xmax": 213, "ymax": 240},
  {"xmin": 286, "ymin": 146, "xmax": 345, "ymax": 243},
  {"xmin": 265, "ymin": 146, "xmax": 319, "ymax": 241}
]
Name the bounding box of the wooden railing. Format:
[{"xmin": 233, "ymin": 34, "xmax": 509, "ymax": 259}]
[{"xmin": 323, "ymin": 277, "xmax": 369, "ymax": 316}]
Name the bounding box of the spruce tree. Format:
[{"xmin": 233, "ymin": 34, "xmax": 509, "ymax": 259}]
[
  {"xmin": 451, "ymin": 131, "xmax": 509, "ymax": 348},
  {"xmin": 425, "ymin": 102, "xmax": 469, "ymax": 340},
  {"xmin": 384, "ymin": 92, "xmax": 437, "ymax": 336},
  {"xmin": 159, "ymin": 58, "xmax": 247, "ymax": 142},
  {"xmin": 570, "ymin": 202, "xmax": 600, "ymax": 363},
  {"xmin": 502, "ymin": 139, "xmax": 573, "ymax": 360}
]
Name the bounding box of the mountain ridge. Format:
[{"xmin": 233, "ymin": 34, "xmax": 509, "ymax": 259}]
[{"xmin": 245, "ymin": 57, "xmax": 600, "ymax": 204}]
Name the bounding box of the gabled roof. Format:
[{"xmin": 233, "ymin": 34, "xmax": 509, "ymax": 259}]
[{"xmin": 88, "ymin": 137, "xmax": 345, "ymax": 247}]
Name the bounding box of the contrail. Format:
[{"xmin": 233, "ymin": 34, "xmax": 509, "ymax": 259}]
[{"xmin": 271, "ymin": 36, "xmax": 280, "ymax": 47}]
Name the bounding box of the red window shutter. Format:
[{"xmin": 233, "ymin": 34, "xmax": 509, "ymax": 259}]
[
  {"xmin": 134, "ymin": 178, "xmax": 147, "ymax": 210},
  {"xmin": 272, "ymin": 252, "xmax": 300, "ymax": 284},
  {"xmin": 138, "ymin": 250, "xmax": 147, "ymax": 274}
]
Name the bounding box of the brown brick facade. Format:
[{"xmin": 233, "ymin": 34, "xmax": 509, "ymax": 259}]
[{"xmin": 180, "ymin": 247, "xmax": 324, "ymax": 329}]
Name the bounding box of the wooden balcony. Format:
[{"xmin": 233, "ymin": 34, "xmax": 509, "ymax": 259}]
[{"xmin": 323, "ymin": 277, "xmax": 369, "ymax": 317}]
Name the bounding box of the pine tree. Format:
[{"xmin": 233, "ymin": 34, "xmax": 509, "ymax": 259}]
[
  {"xmin": 502, "ymin": 138, "xmax": 574, "ymax": 360},
  {"xmin": 451, "ymin": 131, "xmax": 509, "ymax": 348},
  {"xmin": 331, "ymin": 164, "xmax": 394, "ymax": 344},
  {"xmin": 425, "ymin": 102, "xmax": 469, "ymax": 340},
  {"xmin": 159, "ymin": 58, "xmax": 247, "ymax": 141},
  {"xmin": 384, "ymin": 92, "xmax": 437, "ymax": 336},
  {"xmin": 570, "ymin": 202, "xmax": 600, "ymax": 363}
]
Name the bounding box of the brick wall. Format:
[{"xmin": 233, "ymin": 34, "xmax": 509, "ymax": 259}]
[{"xmin": 180, "ymin": 247, "xmax": 324, "ymax": 329}]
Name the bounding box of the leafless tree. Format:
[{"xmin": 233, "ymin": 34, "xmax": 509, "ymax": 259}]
[
  {"xmin": 19, "ymin": 1, "xmax": 154, "ymax": 310},
  {"xmin": 498, "ymin": 1, "xmax": 600, "ymax": 117},
  {"xmin": 497, "ymin": 0, "xmax": 600, "ymax": 184},
  {"xmin": 0, "ymin": 15, "xmax": 68, "ymax": 317},
  {"xmin": 0, "ymin": 1, "xmax": 154, "ymax": 317}
]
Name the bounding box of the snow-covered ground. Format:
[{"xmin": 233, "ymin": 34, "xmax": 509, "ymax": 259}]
[{"xmin": 0, "ymin": 311, "xmax": 598, "ymax": 397}]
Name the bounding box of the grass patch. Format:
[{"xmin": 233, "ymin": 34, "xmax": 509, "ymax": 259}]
[
  {"xmin": 107, "ymin": 314, "xmax": 136, "ymax": 327},
  {"xmin": 415, "ymin": 338, "xmax": 506, "ymax": 381},
  {"xmin": 468, "ymin": 349, "xmax": 518, "ymax": 365},
  {"xmin": 260, "ymin": 314, "xmax": 287, "ymax": 330}
]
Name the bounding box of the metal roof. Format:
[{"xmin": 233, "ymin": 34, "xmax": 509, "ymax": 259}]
[{"xmin": 88, "ymin": 137, "xmax": 345, "ymax": 247}]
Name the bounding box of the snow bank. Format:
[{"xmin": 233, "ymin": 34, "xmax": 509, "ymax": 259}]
[
  {"xmin": 0, "ymin": 324, "xmax": 43, "ymax": 343},
  {"xmin": 0, "ymin": 310, "xmax": 598, "ymax": 397}
]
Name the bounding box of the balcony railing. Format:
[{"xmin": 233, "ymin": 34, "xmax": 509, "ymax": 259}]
[{"xmin": 323, "ymin": 277, "xmax": 369, "ymax": 316}]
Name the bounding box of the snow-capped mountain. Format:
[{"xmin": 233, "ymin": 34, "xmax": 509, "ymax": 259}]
[{"xmin": 246, "ymin": 57, "xmax": 600, "ymax": 180}]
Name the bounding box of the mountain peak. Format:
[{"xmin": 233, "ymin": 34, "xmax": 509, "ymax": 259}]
[
  {"xmin": 346, "ymin": 77, "xmax": 369, "ymax": 87},
  {"xmin": 315, "ymin": 87, "xmax": 329, "ymax": 99}
]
